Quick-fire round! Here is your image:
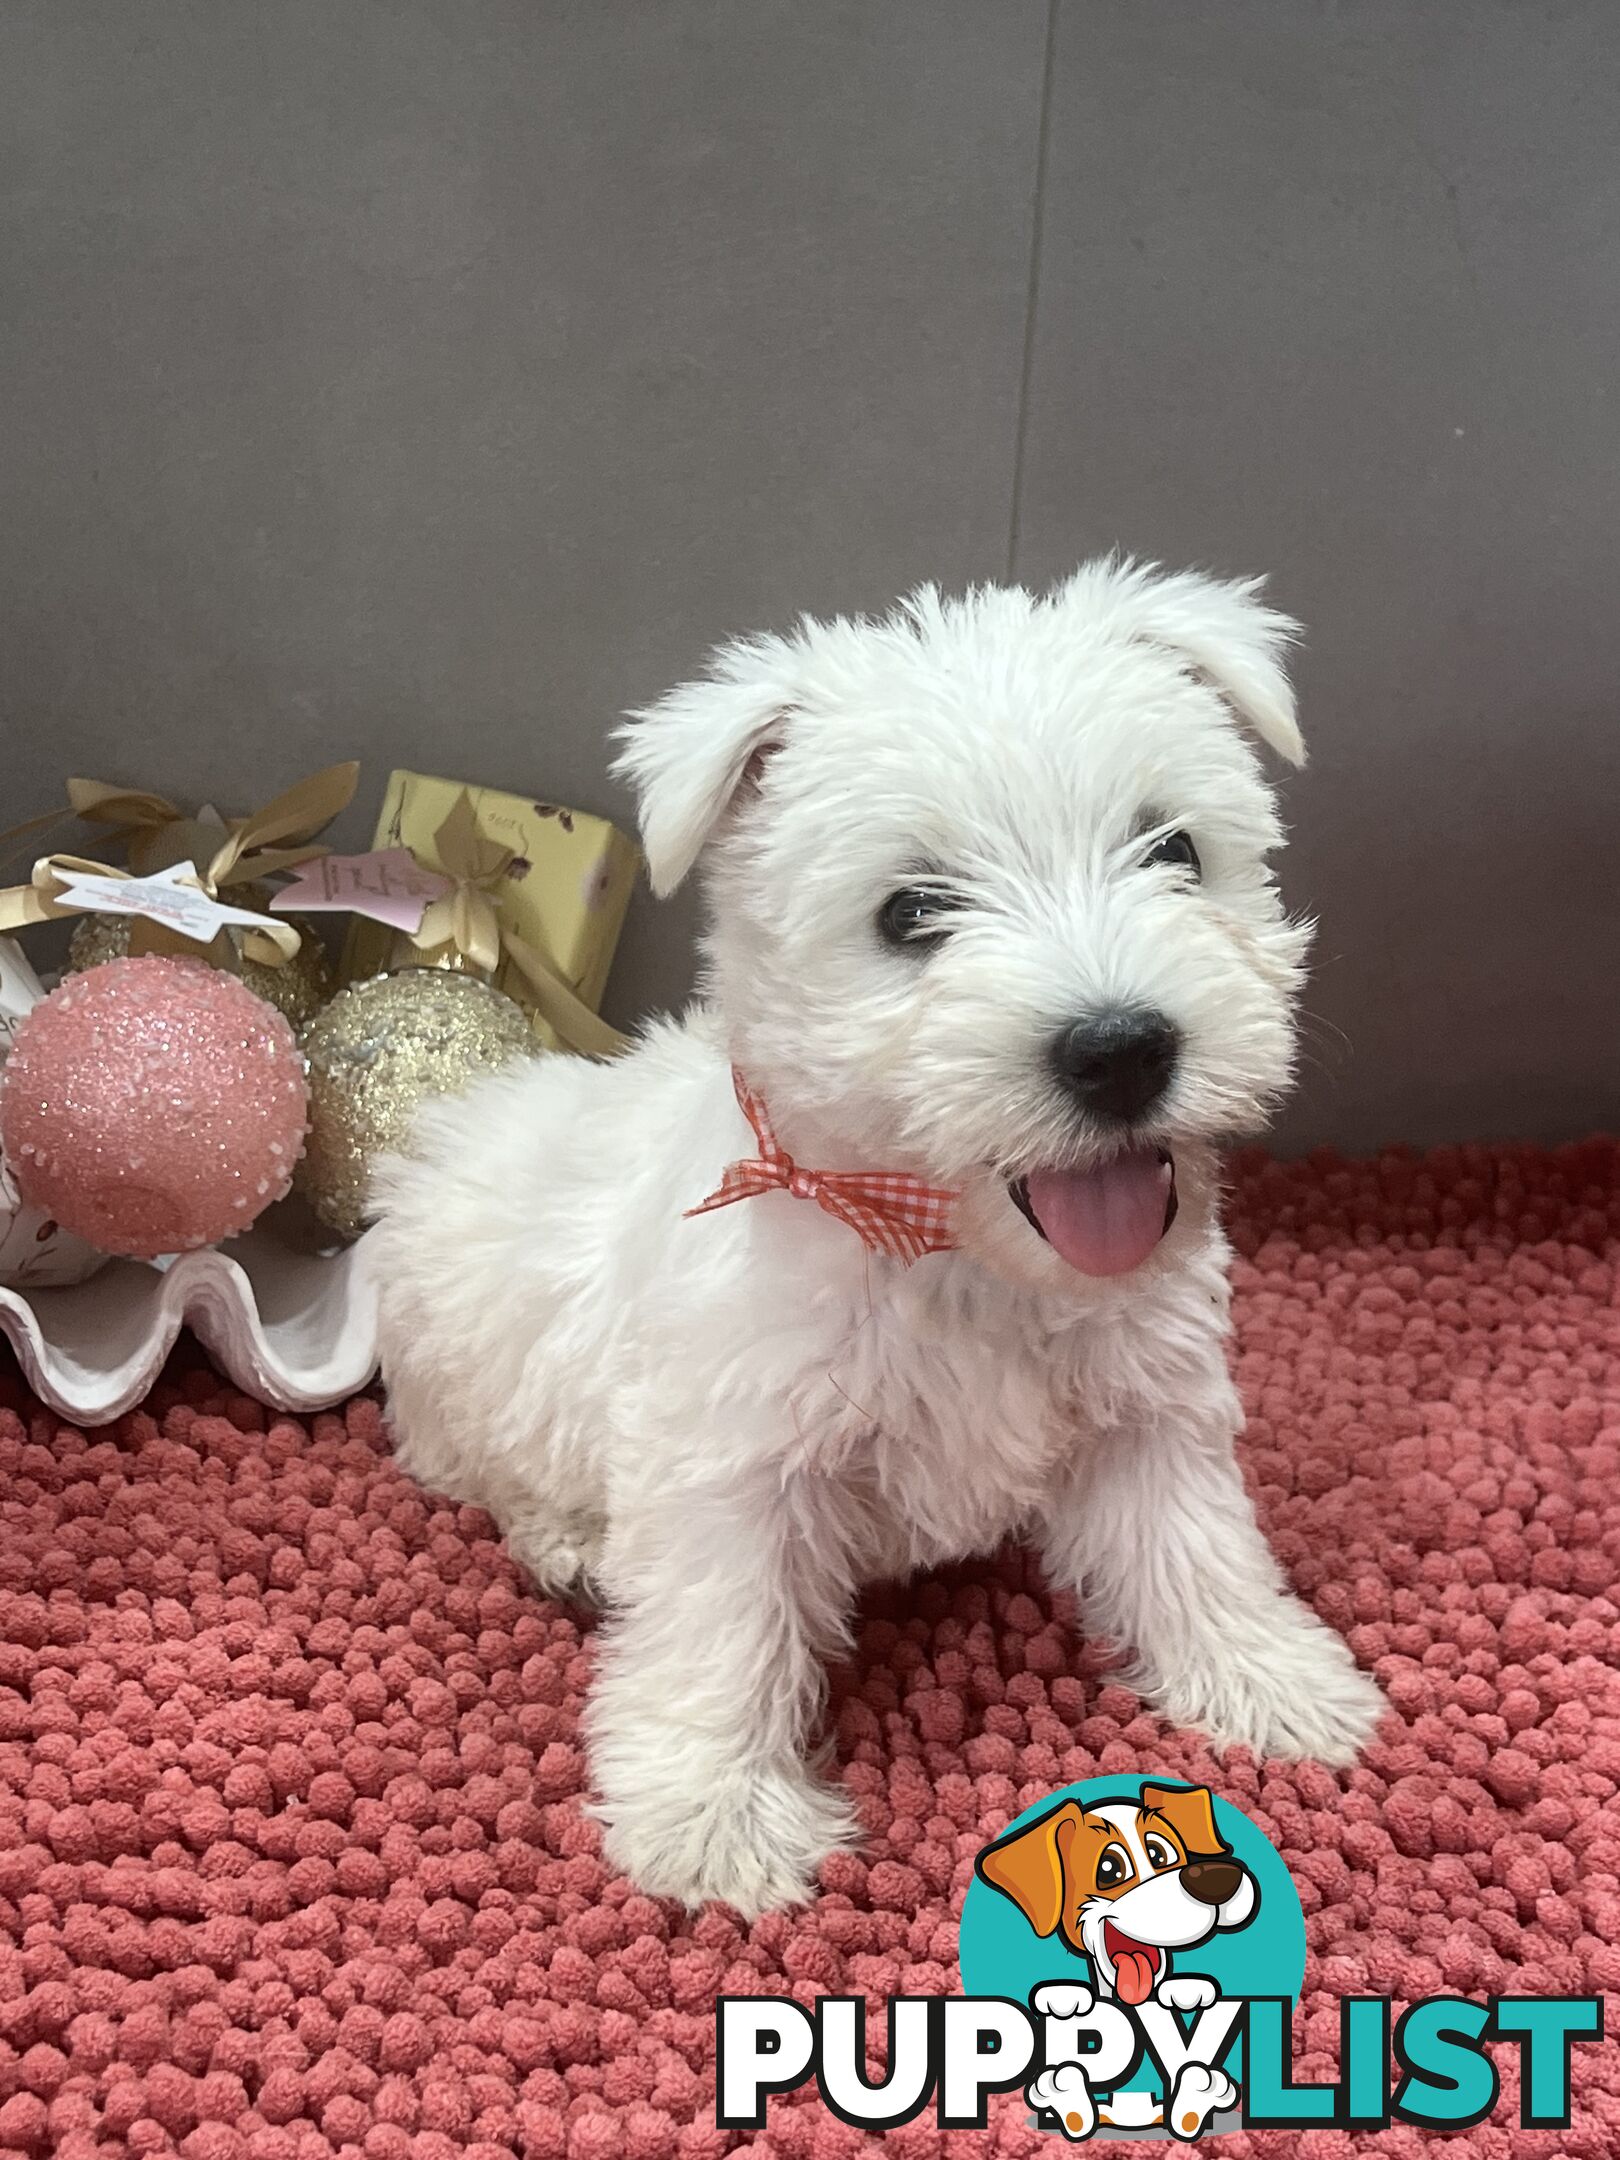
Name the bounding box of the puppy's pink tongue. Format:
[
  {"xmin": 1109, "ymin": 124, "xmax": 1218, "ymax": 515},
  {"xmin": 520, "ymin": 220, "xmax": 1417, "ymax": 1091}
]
[
  {"xmin": 1113, "ymin": 1946, "xmax": 1158, "ymax": 2007},
  {"xmin": 1024, "ymin": 1151, "xmax": 1173, "ymax": 1276}
]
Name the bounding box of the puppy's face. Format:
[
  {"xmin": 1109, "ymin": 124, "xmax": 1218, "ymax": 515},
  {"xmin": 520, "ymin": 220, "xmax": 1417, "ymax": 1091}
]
[
  {"xmin": 617, "ymin": 562, "xmax": 1310, "ymax": 1289},
  {"xmin": 977, "ymin": 1781, "xmax": 1257, "ymax": 2005}
]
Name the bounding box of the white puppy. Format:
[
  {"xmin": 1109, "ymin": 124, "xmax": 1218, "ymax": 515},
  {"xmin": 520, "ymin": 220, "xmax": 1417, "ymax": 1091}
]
[{"xmin": 368, "ymin": 559, "xmax": 1385, "ymax": 1915}]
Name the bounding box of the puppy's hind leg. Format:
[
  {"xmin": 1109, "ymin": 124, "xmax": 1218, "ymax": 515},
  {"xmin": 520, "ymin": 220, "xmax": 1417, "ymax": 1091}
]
[{"xmin": 376, "ymin": 1307, "xmax": 598, "ymax": 1601}]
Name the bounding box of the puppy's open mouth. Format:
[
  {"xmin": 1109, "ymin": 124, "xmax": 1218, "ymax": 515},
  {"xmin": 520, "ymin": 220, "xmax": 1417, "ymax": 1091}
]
[
  {"xmin": 1102, "ymin": 1921, "xmax": 1164, "ymax": 2006},
  {"xmin": 1009, "ymin": 1148, "xmax": 1177, "ymax": 1277}
]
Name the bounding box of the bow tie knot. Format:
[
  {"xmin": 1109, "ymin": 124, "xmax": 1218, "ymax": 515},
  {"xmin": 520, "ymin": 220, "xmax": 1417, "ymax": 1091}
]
[{"xmin": 686, "ymin": 1069, "xmax": 958, "ymax": 1265}]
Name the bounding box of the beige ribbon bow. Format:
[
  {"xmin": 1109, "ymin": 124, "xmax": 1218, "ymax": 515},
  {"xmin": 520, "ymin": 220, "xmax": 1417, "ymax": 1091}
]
[
  {"xmin": 0, "ymin": 779, "xmax": 196, "ymax": 876},
  {"xmin": 403, "ymin": 789, "xmax": 629, "ymax": 1059},
  {"xmin": 65, "ymin": 778, "xmax": 207, "ymax": 876},
  {"xmin": 188, "ymin": 761, "xmax": 361, "ymax": 892},
  {"xmin": 0, "ymin": 763, "xmax": 360, "ymax": 967}
]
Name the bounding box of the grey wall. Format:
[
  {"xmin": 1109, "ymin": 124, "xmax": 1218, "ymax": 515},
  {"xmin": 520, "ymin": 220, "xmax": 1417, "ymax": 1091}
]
[{"xmin": 3, "ymin": 1, "xmax": 1616, "ymax": 1156}]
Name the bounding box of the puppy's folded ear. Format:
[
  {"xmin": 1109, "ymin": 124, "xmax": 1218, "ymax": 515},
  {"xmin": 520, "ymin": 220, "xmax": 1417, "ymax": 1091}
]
[
  {"xmin": 1068, "ymin": 558, "xmax": 1305, "ymax": 767},
  {"xmin": 976, "ymin": 1800, "xmax": 1083, "ymax": 1937},
  {"xmin": 1140, "ymin": 1781, "xmax": 1228, "ymax": 1860},
  {"xmin": 613, "ymin": 631, "xmax": 799, "ymax": 896}
]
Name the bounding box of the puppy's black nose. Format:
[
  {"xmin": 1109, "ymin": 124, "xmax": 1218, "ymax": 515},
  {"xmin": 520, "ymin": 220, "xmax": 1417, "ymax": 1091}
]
[
  {"xmin": 1051, "ymin": 1008, "xmax": 1180, "ymax": 1123},
  {"xmin": 1181, "ymin": 1859, "xmax": 1243, "ymax": 1907}
]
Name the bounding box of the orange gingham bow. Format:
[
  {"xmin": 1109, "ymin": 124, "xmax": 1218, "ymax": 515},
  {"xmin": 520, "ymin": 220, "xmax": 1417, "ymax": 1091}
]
[{"xmin": 686, "ymin": 1068, "xmax": 958, "ymax": 1264}]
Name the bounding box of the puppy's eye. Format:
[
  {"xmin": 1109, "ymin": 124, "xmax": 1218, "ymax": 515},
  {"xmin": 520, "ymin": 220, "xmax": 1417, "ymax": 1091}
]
[
  {"xmin": 1095, "ymin": 1844, "xmax": 1132, "ymax": 1889},
  {"xmin": 1143, "ymin": 829, "xmax": 1201, "ymax": 878},
  {"xmin": 1143, "ymin": 1835, "xmax": 1177, "ymax": 1871},
  {"xmin": 878, "ymin": 886, "xmax": 962, "ymax": 948}
]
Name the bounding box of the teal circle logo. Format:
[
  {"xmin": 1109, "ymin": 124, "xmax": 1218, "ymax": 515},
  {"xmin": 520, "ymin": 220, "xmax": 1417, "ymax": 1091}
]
[{"xmin": 959, "ymin": 1777, "xmax": 1305, "ymax": 2137}]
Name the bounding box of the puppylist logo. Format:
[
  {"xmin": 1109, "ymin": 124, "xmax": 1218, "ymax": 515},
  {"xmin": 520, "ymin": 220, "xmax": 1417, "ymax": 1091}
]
[{"xmin": 717, "ymin": 1777, "xmax": 1603, "ymax": 2140}]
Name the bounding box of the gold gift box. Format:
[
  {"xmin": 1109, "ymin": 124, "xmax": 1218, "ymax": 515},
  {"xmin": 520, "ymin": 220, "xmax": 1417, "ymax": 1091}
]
[{"xmin": 340, "ymin": 770, "xmax": 639, "ymax": 1050}]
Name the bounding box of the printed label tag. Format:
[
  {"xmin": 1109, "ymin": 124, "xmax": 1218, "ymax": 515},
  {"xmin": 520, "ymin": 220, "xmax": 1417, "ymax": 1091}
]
[
  {"xmin": 269, "ymin": 848, "xmax": 453, "ymax": 934},
  {"xmin": 54, "ymin": 863, "xmax": 281, "ymax": 946}
]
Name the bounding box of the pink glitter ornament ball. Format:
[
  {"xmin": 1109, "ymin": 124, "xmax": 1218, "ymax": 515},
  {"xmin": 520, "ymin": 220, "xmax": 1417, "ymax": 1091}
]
[{"xmin": 0, "ymin": 955, "xmax": 309, "ymax": 1258}]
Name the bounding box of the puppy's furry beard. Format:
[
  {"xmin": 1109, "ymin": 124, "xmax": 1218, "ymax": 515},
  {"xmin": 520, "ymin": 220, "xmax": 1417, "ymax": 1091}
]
[{"xmin": 707, "ymin": 820, "xmax": 1308, "ymax": 1293}]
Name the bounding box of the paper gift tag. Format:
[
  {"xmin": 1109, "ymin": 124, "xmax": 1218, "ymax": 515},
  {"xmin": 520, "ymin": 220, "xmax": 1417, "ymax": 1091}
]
[
  {"xmin": 54, "ymin": 862, "xmax": 285, "ymax": 946},
  {"xmin": 0, "ymin": 1152, "xmax": 110, "ymax": 1288},
  {"xmin": 269, "ymin": 848, "xmax": 452, "ymax": 935},
  {"xmin": 0, "ymin": 935, "xmax": 45, "ymax": 1057}
]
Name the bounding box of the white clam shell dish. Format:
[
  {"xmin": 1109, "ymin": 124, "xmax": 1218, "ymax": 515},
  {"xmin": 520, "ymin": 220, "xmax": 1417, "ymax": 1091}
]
[
  {"xmin": 0, "ymin": 936, "xmax": 380, "ymax": 1424},
  {"xmin": 0, "ymin": 1227, "xmax": 379, "ymax": 1425}
]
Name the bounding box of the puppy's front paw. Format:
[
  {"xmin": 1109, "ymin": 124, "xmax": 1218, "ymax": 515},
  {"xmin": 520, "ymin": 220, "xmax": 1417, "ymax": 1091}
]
[
  {"xmin": 599, "ymin": 1763, "xmax": 857, "ymax": 1917},
  {"xmin": 1155, "ymin": 1974, "xmax": 1216, "ymax": 2013},
  {"xmin": 1032, "ymin": 1982, "xmax": 1094, "ymax": 2021},
  {"xmin": 1143, "ymin": 1602, "xmax": 1386, "ymax": 1767}
]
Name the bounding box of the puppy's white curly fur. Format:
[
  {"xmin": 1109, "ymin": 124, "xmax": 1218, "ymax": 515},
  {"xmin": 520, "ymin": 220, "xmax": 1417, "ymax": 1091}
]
[{"xmin": 368, "ymin": 561, "xmax": 1385, "ymax": 1915}]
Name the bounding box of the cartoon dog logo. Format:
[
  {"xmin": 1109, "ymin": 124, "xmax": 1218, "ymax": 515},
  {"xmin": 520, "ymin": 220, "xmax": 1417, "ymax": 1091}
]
[{"xmin": 977, "ymin": 1781, "xmax": 1258, "ymax": 2136}]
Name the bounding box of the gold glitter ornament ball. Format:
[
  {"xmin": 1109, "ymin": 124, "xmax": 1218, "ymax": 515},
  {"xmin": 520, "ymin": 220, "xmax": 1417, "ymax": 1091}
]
[
  {"xmin": 68, "ymin": 899, "xmax": 335, "ymax": 1030},
  {"xmin": 296, "ymin": 969, "xmax": 539, "ymax": 1240}
]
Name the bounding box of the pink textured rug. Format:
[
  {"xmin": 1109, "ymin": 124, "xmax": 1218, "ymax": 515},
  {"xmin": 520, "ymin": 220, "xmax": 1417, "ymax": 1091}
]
[{"xmin": 0, "ymin": 1140, "xmax": 1617, "ymax": 2158}]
